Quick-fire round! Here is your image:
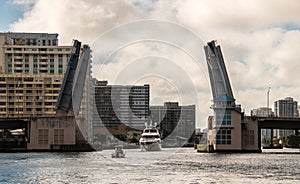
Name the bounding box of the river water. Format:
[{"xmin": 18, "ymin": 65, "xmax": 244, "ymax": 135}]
[{"xmin": 0, "ymin": 148, "xmax": 299, "ymax": 183}]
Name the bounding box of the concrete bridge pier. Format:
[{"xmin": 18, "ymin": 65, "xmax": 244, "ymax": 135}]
[{"xmin": 270, "ymin": 129, "xmax": 274, "ymax": 146}]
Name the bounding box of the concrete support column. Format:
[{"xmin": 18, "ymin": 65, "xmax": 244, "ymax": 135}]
[{"xmin": 270, "ymin": 129, "xmax": 273, "ymax": 146}]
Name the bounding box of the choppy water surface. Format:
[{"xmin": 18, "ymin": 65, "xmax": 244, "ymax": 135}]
[{"xmin": 0, "ymin": 148, "xmax": 299, "ymax": 183}]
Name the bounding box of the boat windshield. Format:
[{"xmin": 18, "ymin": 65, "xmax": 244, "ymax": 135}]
[
  {"xmin": 142, "ymin": 135, "xmax": 160, "ymax": 138},
  {"xmin": 144, "ymin": 129, "xmax": 158, "ymax": 133}
]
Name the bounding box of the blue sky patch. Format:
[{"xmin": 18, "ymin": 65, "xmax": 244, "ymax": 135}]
[
  {"xmin": 0, "ymin": 0, "xmax": 25, "ymax": 31},
  {"xmin": 132, "ymin": 0, "xmax": 158, "ymax": 13}
]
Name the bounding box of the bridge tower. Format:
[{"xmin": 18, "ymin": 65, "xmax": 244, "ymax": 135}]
[
  {"xmin": 54, "ymin": 40, "xmax": 92, "ymax": 148},
  {"xmin": 204, "ymin": 40, "xmax": 244, "ymax": 152}
]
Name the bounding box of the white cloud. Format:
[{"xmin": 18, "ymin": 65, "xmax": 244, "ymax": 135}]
[
  {"xmin": 10, "ymin": 0, "xmax": 145, "ymax": 44},
  {"xmin": 9, "ymin": 0, "xmax": 300, "ymax": 127}
]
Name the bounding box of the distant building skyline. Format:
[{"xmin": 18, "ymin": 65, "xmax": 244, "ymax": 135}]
[{"xmin": 251, "ymin": 107, "xmax": 274, "ymax": 117}]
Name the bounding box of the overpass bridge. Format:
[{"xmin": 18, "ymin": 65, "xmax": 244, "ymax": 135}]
[
  {"xmin": 254, "ymin": 117, "xmax": 300, "ymax": 148},
  {"xmin": 255, "ymin": 117, "xmax": 300, "ymax": 130}
]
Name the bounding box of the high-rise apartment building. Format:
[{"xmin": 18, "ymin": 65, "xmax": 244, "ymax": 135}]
[
  {"xmin": 0, "ymin": 33, "xmax": 72, "ymax": 75},
  {"xmin": 0, "ymin": 32, "xmax": 72, "ymax": 117},
  {"xmin": 274, "ymin": 97, "xmax": 298, "ymax": 137},
  {"xmin": 94, "ymin": 80, "xmax": 150, "ymax": 133},
  {"xmin": 274, "ymin": 97, "xmax": 298, "ymax": 117},
  {"xmin": 150, "ymin": 102, "xmax": 195, "ymax": 143}
]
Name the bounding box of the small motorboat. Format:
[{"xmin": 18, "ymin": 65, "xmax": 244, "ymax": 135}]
[{"xmin": 111, "ymin": 145, "xmax": 126, "ymax": 158}]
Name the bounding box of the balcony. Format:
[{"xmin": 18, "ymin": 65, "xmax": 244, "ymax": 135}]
[
  {"xmin": 44, "ymin": 111, "xmax": 55, "ymax": 115},
  {"xmin": 14, "ymin": 56, "xmax": 23, "ymax": 60},
  {"xmin": 14, "ymin": 66, "xmax": 23, "ymax": 70},
  {"xmin": 44, "ymin": 99, "xmax": 56, "ymax": 102},
  {"xmin": 14, "ymin": 60, "xmax": 23, "ymax": 65},
  {"xmin": 0, "ymin": 97, "xmax": 6, "ymax": 101},
  {"xmin": 44, "ymin": 105, "xmax": 55, "ymax": 108},
  {"xmin": 44, "ymin": 93, "xmax": 58, "ymax": 96},
  {"xmin": 39, "ymin": 65, "xmax": 48, "ymax": 70},
  {"xmin": 40, "ymin": 56, "xmax": 48, "ymax": 60}
]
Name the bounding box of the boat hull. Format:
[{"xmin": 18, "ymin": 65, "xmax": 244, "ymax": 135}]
[
  {"xmin": 140, "ymin": 142, "xmax": 161, "ymax": 151},
  {"xmin": 112, "ymin": 153, "xmax": 125, "ymax": 158}
]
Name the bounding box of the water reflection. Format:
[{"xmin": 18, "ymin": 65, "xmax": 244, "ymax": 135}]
[{"xmin": 0, "ymin": 148, "xmax": 299, "ymax": 183}]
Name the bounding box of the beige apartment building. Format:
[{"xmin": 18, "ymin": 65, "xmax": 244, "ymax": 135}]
[
  {"xmin": 0, "ymin": 74, "xmax": 63, "ymax": 116},
  {"xmin": 0, "ymin": 32, "xmax": 72, "ymax": 117}
]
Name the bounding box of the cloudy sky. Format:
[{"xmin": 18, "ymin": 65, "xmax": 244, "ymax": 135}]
[{"xmin": 1, "ymin": 0, "xmax": 300, "ymax": 128}]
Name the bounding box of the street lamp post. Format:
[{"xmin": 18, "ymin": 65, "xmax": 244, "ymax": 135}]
[{"xmin": 267, "ymin": 87, "xmax": 271, "ymax": 117}]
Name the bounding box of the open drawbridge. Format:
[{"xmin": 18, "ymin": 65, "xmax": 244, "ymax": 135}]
[{"xmin": 0, "ymin": 40, "xmax": 93, "ymax": 152}]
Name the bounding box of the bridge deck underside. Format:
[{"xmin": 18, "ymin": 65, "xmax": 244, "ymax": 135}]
[
  {"xmin": 0, "ymin": 119, "xmax": 28, "ymax": 129},
  {"xmin": 258, "ymin": 120, "xmax": 300, "ymax": 129}
]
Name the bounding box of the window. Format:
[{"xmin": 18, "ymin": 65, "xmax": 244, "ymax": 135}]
[
  {"xmin": 50, "ymin": 55, "xmax": 54, "ymax": 70},
  {"xmin": 245, "ymin": 130, "xmax": 255, "ymax": 145},
  {"xmin": 25, "ymin": 54, "xmax": 29, "ymax": 61},
  {"xmin": 58, "ymin": 62, "xmax": 63, "ymax": 68},
  {"xmin": 54, "ymin": 129, "xmax": 64, "ymax": 144},
  {"xmin": 58, "ymin": 60, "xmax": 63, "ymax": 74},
  {"xmin": 215, "ymin": 110, "xmax": 231, "ymax": 125},
  {"xmin": 38, "ymin": 129, "xmax": 49, "ymax": 144},
  {"xmin": 215, "ymin": 129, "xmax": 231, "ymax": 144}
]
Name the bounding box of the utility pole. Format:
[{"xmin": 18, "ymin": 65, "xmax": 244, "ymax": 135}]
[{"xmin": 267, "ymin": 87, "xmax": 271, "ymax": 117}]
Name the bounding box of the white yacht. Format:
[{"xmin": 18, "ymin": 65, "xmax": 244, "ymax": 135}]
[{"xmin": 139, "ymin": 122, "xmax": 161, "ymax": 151}]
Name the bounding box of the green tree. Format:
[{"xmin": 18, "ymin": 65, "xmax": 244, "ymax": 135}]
[{"xmin": 286, "ymin": 135, "xmax": 300, "ymax": 148}]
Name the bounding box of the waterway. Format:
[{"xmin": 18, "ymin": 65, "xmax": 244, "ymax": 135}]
[{"xmin": 0, "ymin": 148, "xmax": 299, "ymax": 183}]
